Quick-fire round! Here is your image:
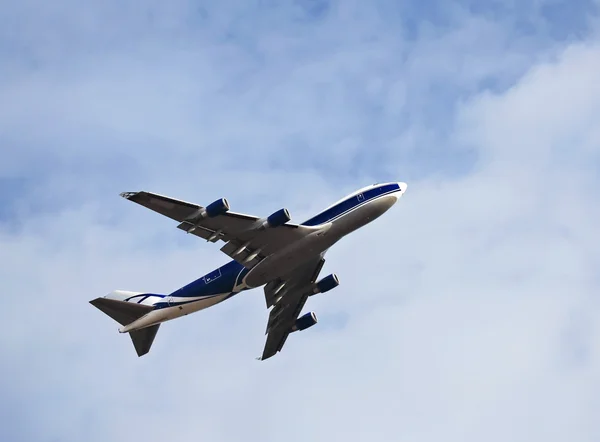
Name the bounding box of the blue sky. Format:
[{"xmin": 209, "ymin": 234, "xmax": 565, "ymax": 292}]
[{"xmin": 1, "ymin": 1, "xmax": 600, "ymax": 441}]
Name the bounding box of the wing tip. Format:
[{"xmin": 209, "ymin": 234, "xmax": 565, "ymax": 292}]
[
  {"xmin": 120, "ymin": 191, "xmax": 139, "ymax": 199},
  {"xmin": 259, "ymin": 348, "xmax": 279, "ymax": 361}
]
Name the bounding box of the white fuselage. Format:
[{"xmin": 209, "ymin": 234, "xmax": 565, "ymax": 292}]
[{"xmin": 243, "ymin": 191, "xmax": 401, "ymax": 287}]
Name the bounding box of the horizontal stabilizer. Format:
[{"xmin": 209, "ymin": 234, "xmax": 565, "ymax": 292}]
[
  {"xmin": 90, "ymin": 297, "xmax": 153, "ymax": 326},
  {"xmin": 130, "ymin": 324, "xmax": 160, "ymax": 357}
]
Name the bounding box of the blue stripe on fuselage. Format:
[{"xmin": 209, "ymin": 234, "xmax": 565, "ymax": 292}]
[
  {"xmin": 125, "ymin": 293, "xmax": 165, "ymax": 302},
  {"xmin": 153, "ymin": 260, "xmax": 248, "ymax": 309},
  {"xmin": 301, "ymin": 183, "xmax": 400, "ymax": 226},
  {"xmin": 171, "ymin": 260, "xmax": 247, "ymax": 298}
]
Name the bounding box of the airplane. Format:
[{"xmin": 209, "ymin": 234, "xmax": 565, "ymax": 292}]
[{"xmin": 90, "ymin": 182, "xmax": 407, "ymax": 360}]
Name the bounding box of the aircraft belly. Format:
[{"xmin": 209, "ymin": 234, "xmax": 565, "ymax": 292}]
[
  {"xmin": 179, "ymin": 293, "xmax": 231, "ymax": 315},
  {"xmin": 122, "ymin": 293, "xmax": 233, "ymax": 332},
  {"xmin": 244, "ymin": 236, "xmax": 331, "ymax": 287},
  {"xmin": 334, "ymin": 194, "xmax": 397, "ymax": 234},
  {"xmin": 241, "ymin": 195, "xmax": 397, "ymax": 288},
  {"xmin": 119, "ymin": 309, "xmax": 167, "ymax": 332}
]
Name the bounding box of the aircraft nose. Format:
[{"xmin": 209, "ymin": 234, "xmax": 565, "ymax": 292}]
[{"xmin": 398, "ymin": 182, "xmax": 408, "ymax": 193}]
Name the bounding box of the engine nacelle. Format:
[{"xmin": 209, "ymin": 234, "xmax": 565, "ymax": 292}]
[
  {"xmin": 205, "ymin": 198, "xmax": 230, "ymax": 217},
  {"xmin": 291, "ymin": 312, "xmax": 318, "ymax": 332},
  {"xmin": 184, "ymin": 198, "xmax": 230, "ymax": 231},
  {"xmin": 266, "ymin": 208, "xmax": 291, "ymax": 228},
  {"xmin": 311, "ymin": 273, "xmax": 339, "ymax": 295}
]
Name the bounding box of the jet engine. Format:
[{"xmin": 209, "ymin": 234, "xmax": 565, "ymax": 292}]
[
  {"xmin": 255, "ymin": 208, "xmax": 292, "ymax": 230},
  {"xmin": 311, "ymin": 273, "xmax": 340, "ymax": 295},
  {"xmin": 184, "ymin": 198, "xmax": 230, "ymax": 228},
  {"xmin": 266, "ymin": 208, "xmax": 291, "ymax": 227},
  {"xmin": 291, "ymin": 312, "xmax": 318, "ymax": 332},
  {"xmin": 205, "ymin": 198, "xmax": 230, "ymax": 217}
]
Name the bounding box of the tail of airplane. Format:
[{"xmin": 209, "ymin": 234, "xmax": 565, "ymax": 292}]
[{"xmin": 90, "ymin": 290, "xmax": 161, "ymax": 357}]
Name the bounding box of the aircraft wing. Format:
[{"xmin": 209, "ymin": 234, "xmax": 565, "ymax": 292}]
[
  {"xmin": 120, "ymin": 191, "xmax": 314, "ymax": 268},
  {"xmin": 260, "ymin": 256, "xmax": 325, "ymax": 360}
]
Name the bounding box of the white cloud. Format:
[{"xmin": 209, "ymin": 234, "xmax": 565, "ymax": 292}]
[{"xmin": 1, "ymin": 1, "xmax": 600, "ymax": 442}]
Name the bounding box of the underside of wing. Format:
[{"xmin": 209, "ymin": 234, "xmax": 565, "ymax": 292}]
[
  {"xmin": 120, "ymin": 191, "xmax": 315, "ymax": 269},
  {"xmin": 260, "ymin": 256, "xmax": 337, "ymax": 361}
]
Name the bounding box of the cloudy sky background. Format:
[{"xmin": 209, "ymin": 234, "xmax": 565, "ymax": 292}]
[{"xmin": 1, "ymin": 0, "xmax": 600, "ymax": 441}]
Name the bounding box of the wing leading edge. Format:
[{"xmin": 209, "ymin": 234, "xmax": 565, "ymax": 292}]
[
  {"xmin": 260, "ymin": 256, "xmax": 326, "ymax": 360},
  {"xmin": 120, "ymin": 191, "xmax": 315, "ymax": 269}
]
